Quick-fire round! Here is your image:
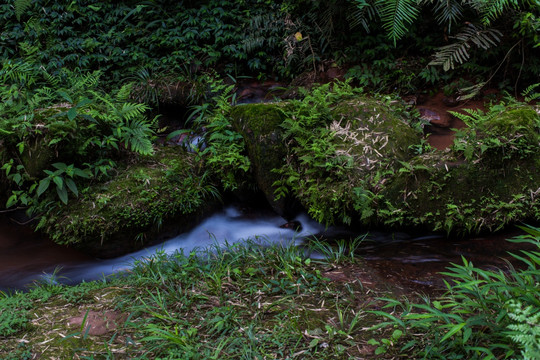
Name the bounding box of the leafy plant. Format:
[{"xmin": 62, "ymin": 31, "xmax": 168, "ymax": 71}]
[
  {"xmin": 370, "ymin": 224, "xmax": 540, "ymax": 359},
  {"xmin": 0, "ymin": 64, "xmax": 156, "ymax": 211},
  {"xmin": 186, "ymin": 76, "xmax": 251, "ymax": 190},
  {"xmin": 451, "ymin": 95, "xmax": 540, "ymax": 161}
]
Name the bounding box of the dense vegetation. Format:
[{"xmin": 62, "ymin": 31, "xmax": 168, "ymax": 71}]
[{"xmin": 0, "ymin": 1, "xmax": 539, "ymax": 358}]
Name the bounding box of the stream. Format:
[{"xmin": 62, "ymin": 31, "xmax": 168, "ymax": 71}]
[{"xmin": 0, "ymin": 205, "xmax": 527, "ymax": 293}]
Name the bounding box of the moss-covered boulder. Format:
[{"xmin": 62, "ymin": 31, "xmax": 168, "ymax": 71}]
[
  {"xmin": 377, "ymin": 104, "xmax": 540, "ymax": 233},
  {"xmin": 229, "ymin": 103, "xmax": 295, "ymax": 217},
  {"xmin": 36, "ymin": 145, "xmax": 221, "ymax": 258},
  {"xmin": 380, "ymin": 152, "xmax": 540, "ymax": 233},
  {"xmin": 275, "ymin": 93, "xmax": 422, "ymax": 225},
  {"xmin": 256, "ymin": 86, "xmax": 539, "ymax": 233}
]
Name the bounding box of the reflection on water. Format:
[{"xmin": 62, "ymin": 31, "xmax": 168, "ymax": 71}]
[{"xmin": 0, "ymin": 207, "xmax": 529, "ymax": 294}]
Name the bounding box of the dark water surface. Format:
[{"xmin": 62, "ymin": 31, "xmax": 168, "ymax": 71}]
[{"xmin": 0, "ymin": 208, "xmax": 528, "ymax": 293}]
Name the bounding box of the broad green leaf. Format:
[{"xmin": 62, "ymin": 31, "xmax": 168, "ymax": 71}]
[
  {"xmin": 52, "ymin": 176, "xmax": 64, "ymax": 189},
  {"xmin": 37, "ymin": 178, "xmax": 51, "ymax": 197},
  {"xmin": 52, "ymin": 163, "xmax": 67, "ymax": 171},
  {"xmin": 76, "ymin": 98, "xmax": 93, "ymax": 108},
  {"xmin": 57, "ymin": 90, "xmax": 73, "ymax": 104},
  {"xmin": 65, "ymin": 178, "xmax": 78, "ymax": 197},
  {"xmin": 57, "ymin": 185, "xmax": 68, "ymax": 204},
  {"xmin": 441, "ymin": 322, "xmax": 466, "ymax": 342},
  {"xmin": 6, "ymin": 194, "xmax": 17, "ymax": 208},
  {"xmin": 73, "ymin": 168, "xmax": 91, "ymax": 179},
  {"xmin": 67, "ymin": 108, "xmax": 78, "ymax": 121}
]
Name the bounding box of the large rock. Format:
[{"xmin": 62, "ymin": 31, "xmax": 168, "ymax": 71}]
[
  {"xmin": 231, "ymin": 93, "xmax": 539, "ymax": 234},
  {"xmin": 229, "ymin": 103, "xmax": 298, "ymax": 218},
  {"xmin": 36, "ymin": 145, "xmax": 221, "ymax": 258},
  {"xmin": 280, "ymin": 97, "xmax": 421, "ymax": 225}
]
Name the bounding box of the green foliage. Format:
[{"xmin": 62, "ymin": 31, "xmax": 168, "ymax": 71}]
[
  {"xmin": 370, "ymin": 225, "xmax": 540, "ymax": 359},
  {"xmin": 0, "ymin": 64, "xmax": 156, "ymax": 211},
  {"xmin": 505, "ymin": 299, "xmax": 540, "ymax": 360},
  {"xmin": 273, "ymin": 82, "xmax": 420, "ymax": 225},
  {"xmin": 376, "ymin": 0, "xmax": 421, "ymax": 46},
  {"xmin": 37, "ymin": 146, "xmax": 219, "ymax": 249},
  {"xmin": 189, "ymin": 77, "xmax": 251, "ymax": 191},
  {"xmin": 429, "ymin": 24, "xmax": 503, "ymax": 71},
  {"xmin": 0, "ymin": 294, "xmax": 32, "ymax": 336},
  {"xmin": 451, "ymin": 96, "xmax": 540, "ymax": 162},
  {"xmin": 119, "ymin": 239, "xmax": 367, "ymax": 359},
  {"xmin": 13, "ymin": 0, "xmax": 32, "ymax": 21},
  {"xmin": 0, "ymin": 0, "xmax": 305, "ymax": 82}
]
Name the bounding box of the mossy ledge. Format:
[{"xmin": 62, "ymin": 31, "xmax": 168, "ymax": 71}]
[
  {"xmin": 36, "ymin": 145, "xmax": 221, "ymax": 258},
  {"xmin": 228, "ymin": 96, "xmax": 539, "ymax": 234},
  {"xmin": 229, "ymin": 102, "xmax": 297, "ymax": 217}
]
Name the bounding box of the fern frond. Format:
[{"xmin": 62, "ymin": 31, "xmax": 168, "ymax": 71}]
[
  {"xmin": 124, "ymin": 118, "xmax": 154, "ymax": 155},
  {"xmin": 429, "ymin": 24, "xmax": 502, "ymax": 71},
  {"xmin": 472, "ymin": 0, "xmax": 520, "ymax": 26},
  {"xmin": 430, "ymin": 0, "xmax": 464, "ymax": 32},
  {"xmin": 522, "ymin": 83, "xmax": 540, "ymax": 102},
  {"xmin": 119, "ymin": 102, "xmax": 149, "ymax": 121},
  {"xmin": 14, "ymin": 0, "xmax": 33, "ymax": 21},
  {"xmin": 348, "ymin": 0, "xmax": 379, "ymax": 32},
  {"xmin": 116, "ymin": 84, "xmax": 134, "ymax": 102},
  {"xmin": 376, "ymin": 0, "xmax": 421, "ymax": 45}
]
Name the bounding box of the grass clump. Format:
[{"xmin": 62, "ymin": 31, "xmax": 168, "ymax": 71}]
[
  {"xmin": 370, "ymin": 224, "xmax": 540, "ymax": 359},
  {"xmin": 121, "ymin": 240, "xmax": 374, "ymax": 359}
]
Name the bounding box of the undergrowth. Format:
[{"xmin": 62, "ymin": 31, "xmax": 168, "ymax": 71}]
[
  {"xmin": 370, "ymin": 224, "xmax": 540, "ymax": 359},
  {"xmin": 0, "ymin": 227, "xmax": 538, "ymax": 359}
]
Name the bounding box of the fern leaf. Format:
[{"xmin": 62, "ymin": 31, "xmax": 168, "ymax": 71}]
[
  {"xmin": 14, "ymin": 0, "xmax": 32, "ymax": 21},
  {"xmin": 430, "ymin": 0, "xmax": 464, "ymax": 32},
  {"xmin": 376, "ymin": 0, "xmax": 420, "ymax": 45},
  {"xmin": 430, "ymin": 24, "xmax": 502, "ymax": 71},
  {"xmin": 348, "ymin": 0, "xmax": 379, "ymax": 32},
  {"xmin": 474, "ymin": 0, "xmax": 519, "ymax": 26},
  {"xmin": 119, "ymin": 102, "xmax": 148, "ymax": 121},
  {"xmin": 522, "ymin": 83, "xmax": 540, "ymax": 102}
]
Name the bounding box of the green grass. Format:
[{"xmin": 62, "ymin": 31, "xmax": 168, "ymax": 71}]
[
  {"xmin": 0, "ymin": 227, "xmax": 538, "ymax": 359},
  {"xmin": 369, "ymin": 224, "xmax": 540, "ymax": 359}
]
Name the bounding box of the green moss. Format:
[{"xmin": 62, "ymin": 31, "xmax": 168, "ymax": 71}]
[
  {"xmin": 37, "ymin": 145, "xmax": 220, "ymax": 257},
  {"xmin": 380, "ymin": 150, "xmax": 540, "ymax": 234},
  {"xmin": 278, "ymin": 95, "xmax": 421, "ymax": 225},
  {"xmin": 484, "ymin": 106, "xmax": 539, "ymax": 141},
  {"xmin": 229, "ymin": 103, "xmax": 291, "ymax": 215}
]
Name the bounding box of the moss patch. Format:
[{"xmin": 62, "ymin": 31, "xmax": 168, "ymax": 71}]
[
  {"xmin": 380, "ymin": 152, "xmax": 540, "ymax": 233},
  {"xmin": 276, "ymin": 93, "xmax": 422, "ymax": 225},
  {"xmin": 229, "ymin": 103, "xmax": 292, "ymax": 216},
  {"xmin": 37, "ymin": 145, "xmax": 220, "ymax": 258}
]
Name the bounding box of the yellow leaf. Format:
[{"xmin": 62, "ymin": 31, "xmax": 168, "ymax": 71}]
[{"xmin": 294, "ymin": 32, "xmax": 303, "ymax": 41}]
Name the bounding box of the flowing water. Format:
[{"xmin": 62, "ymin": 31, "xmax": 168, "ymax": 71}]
[{"xmin": 0, "ymin": 205, "xmax": 527, "ymax": 293}]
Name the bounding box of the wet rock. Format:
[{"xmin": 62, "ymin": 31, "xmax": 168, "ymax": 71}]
[
  {"xmin": 442, "ymin": 96, "xmax": 460, "ymax": 107},
  {"xmin": 279, "ymin": 220, "xmax": 302, "ymax": 232},
  {"xmin": 418, "ymin": 107, "xmax": 450, "ymax": 128},
  {"xmin": 38, "ymin": 145, "xmax": 221, "ymax": 258},
  {"xmin": 68, "ymin": 310, "xmax": 126, "ymax": 336},
  {"xmin": 229, "ymin": 103, "xmax": 297, "ymax": 218}
]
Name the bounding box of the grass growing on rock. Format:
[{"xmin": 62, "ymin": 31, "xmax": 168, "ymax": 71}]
[{"xmin": 36, "ymin": 145, "xmax": 220, "ymax": 257}]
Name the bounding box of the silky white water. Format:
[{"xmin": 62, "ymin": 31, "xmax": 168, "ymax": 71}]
[{"xmin": 15, "ymin": 206, "xmax": 325, "ymax": 288}]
